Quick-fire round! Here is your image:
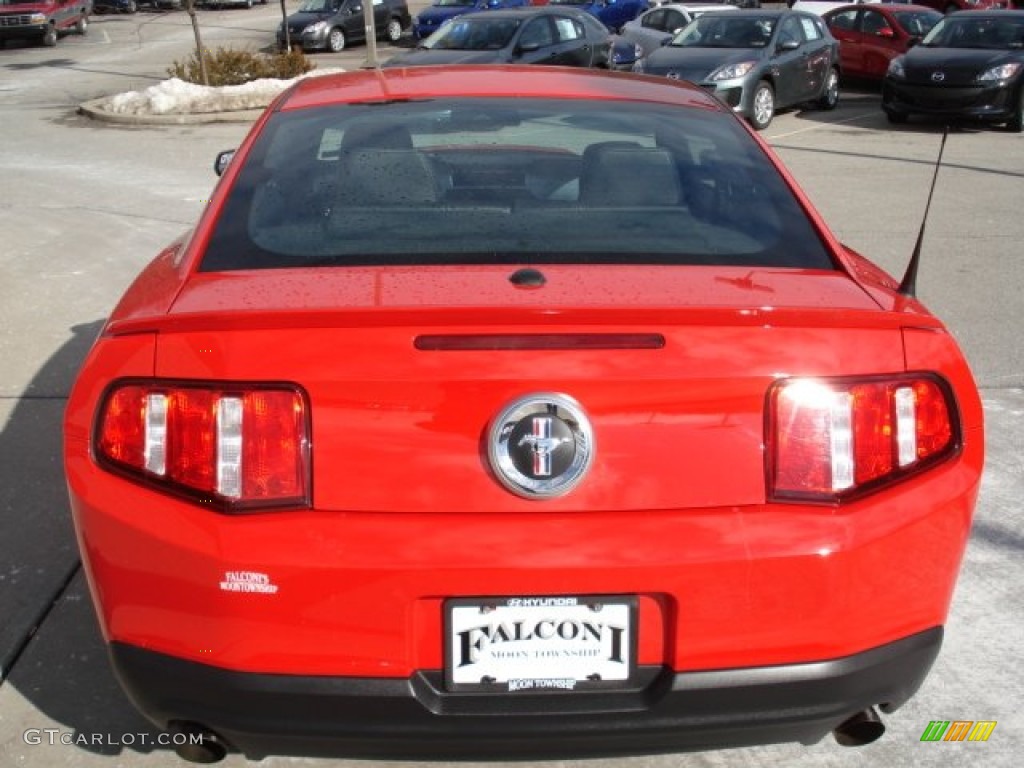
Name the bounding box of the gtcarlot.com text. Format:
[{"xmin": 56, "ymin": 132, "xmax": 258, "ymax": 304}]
[{"xmin": 23, "ymin": 729, "xmax": 205, "ymax": 748}]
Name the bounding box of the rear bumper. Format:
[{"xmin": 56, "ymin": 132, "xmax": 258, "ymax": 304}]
[{"xmin": 111, "ymin": 628, "xmax": 941, "ymax": 759}]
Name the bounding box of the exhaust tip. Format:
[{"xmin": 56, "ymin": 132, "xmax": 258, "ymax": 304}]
[
  {"xmin": 833, "ymin": 707, "xmax": 885, "ymax": 747},
  {"xmin": 168, "ymin": 721, "xmax": 229, "ymax": 764}
]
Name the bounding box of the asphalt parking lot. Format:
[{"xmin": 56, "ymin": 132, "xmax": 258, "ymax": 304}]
[{"xmin": 0, "ymin": 5, "xmax": 1021, "ymax": 767}]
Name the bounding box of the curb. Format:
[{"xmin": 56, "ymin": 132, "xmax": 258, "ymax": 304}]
[{"xmin": 78, "ymin": 97, "xmax": 264, "ymax": 126}]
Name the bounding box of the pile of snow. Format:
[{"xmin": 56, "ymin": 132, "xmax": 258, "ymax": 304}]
[{"xmin": 103, "ymin": 69, "xmax": 344, "ymax": 116}]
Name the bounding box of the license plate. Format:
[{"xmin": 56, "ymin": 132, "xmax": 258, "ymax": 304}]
[{"xmin": 445, "ymin": 595, "xmax": 636, "ymax": 692}]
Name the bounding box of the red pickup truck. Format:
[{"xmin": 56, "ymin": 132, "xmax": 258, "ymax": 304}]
[{"xmin": 0, "ymin": 0, "xmax": 91, "ymax": 47}]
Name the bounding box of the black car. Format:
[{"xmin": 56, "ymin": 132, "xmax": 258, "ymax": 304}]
[
  {"xmin": 93, "ymin": 0, "xmax": 138, "ymax": 12},
  {"xmin": 383, "ymin": 7, "xmax": 614, "ymax": 68},
  {"xmin": 882, "ymin": 11, "xmax": 1024, "ymax": 132},
  {"xmin": 634, "ymin": 10, "xmax": 840, "ymax": 130},
  {"xmin": 277, "ymin": 0, "xmax": 411, "ymax": 53}
]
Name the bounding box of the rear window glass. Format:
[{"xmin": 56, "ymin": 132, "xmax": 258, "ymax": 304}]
[{"xmin": 200, "ymin": 97, "xmax": 835, "ymax": 271}]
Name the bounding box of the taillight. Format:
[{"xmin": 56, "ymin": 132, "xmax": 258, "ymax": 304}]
[
  {"xmin": 95, "ymin": 381, "xmax": 310, "ymax": 511},
  {"xmin": 767, "ymin": 375, "xmax": 958, "ymax": 502}
]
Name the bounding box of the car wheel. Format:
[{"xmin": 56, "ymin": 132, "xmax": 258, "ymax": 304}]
[
  {"xmin": 1007, "ymin": 91, "xmax": 1023, "ymax": 133},
  {"xmin": 749, "ymin": 81, "xmax": 775, "ymax": 131},
  {"xmin": 384, "ymin": 17, "xmax": 403, "ymax": 43},
  {"xmin": 75, "ymin": 14, "xmax": 88, "ymax": 34},
  {"xmin": 126, "ymin": 0, "xmax": 137, "ymax": 11},
  {"xmin": 327, "ymin": 27, "xmax": 346, "ymax": 52},
  {"xmin": 817, "ymin": 67, "xmax": 839, "ymax": 111},
  {"xmin": 245, "ymin": 0, "xmax": 253, "ymax": 7},
  {"xmin": 885, "ymin": 109, "xmax": 908, "ymax": 125},
  {"xmin": 42, "ymin": 25, "xmax": 58, "ymax": 47}
]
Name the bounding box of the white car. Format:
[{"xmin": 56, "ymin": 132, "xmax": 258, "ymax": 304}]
[{"xmin": 619, "ymin": 3, "xmax": 737, "ymax": 57}]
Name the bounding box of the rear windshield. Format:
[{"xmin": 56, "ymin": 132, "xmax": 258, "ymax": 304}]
[{"xmin": 200, "ymin": 97, "xmax": 835, "ymax": 271}]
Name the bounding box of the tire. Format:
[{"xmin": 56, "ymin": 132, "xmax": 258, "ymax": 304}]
[
  {"xmin": 885, "ymin": 109, "xmax": 908, "ymax": 124},
  {"xmin": 384, "ymin": 17, "xmax": 403, "ymax": 43},
  {"xmin": 42, "ymin": 25, "xmax": 58, "ymax": 47},
  {"xmin": 327, "ymin": 27, "xmax": 346, "ymax": 52},
  {"xmin": 817, "ymin": 66, "xmax": 839, "ymax": 111},
  {"xmin": 126, "ymin": 0, "xmax": 137, "ymax": 11},
  {"xmin": 749, "ymin": 80, "xmax": 775, "ymax": 130},
  {"xmin": 75, "ymin": 14, "xmax": 88, "ymax": 35},
  {"xmin": 1007, "ymin": 91, "xmax": 1023, "ymax": 133}
]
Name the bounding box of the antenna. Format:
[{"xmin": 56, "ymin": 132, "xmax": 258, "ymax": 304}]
[{"xmin": 899, "ymin": 126, "xmax": 949, "ymax": 298}]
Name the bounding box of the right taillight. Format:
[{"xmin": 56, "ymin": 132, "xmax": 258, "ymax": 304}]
[
  {"xmin": 94, "ymin": 381, "xmax": 310, "ymax": 512},
  {"xmin": 767, "ymin": 374, "xmax": 959, "ymax": 502}
]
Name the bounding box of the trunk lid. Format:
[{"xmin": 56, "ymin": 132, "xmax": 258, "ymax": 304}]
[{"xmin": 148, "ymin": 265, "xmax": 905, "ymax": 513}]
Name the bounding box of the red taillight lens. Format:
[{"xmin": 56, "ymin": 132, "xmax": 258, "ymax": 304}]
[
  {"xmin": 94, "ymin": 381, "xmax": 310, "ymax": 511},
  {"xmin": 768, "ymin": 375, "xmax": 958, "ymax": 502}
]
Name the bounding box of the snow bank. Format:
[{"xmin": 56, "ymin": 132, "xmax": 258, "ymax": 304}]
[{"xmin": 103, "ymin": 69, "xmax": 344, "ymax": 116}]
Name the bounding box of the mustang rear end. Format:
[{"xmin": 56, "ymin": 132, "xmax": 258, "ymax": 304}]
[{"xmin": 64, "ymin": 66, "xmax": 983, "ymax": 762}]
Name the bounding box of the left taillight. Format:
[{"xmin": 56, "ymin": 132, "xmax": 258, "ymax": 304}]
[
  {"xmin": 94, "ymin": 381, "xmax": 310, "ymax": 512},
  {"xmin": 767, "ymin": 374, "xmax": 959, "ymax": 503}
]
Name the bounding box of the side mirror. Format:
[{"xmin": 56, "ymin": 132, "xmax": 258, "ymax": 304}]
[
  {"xmin": 876, "ymin": 27, "xmax": 894, "ymax": 39},
  {"xmin": 778, "ymin": 38, "xmax": 800, "ymax": 52},
  {"xmin": 517, "ymin": 41, "xmax": 542, "ymax": 53},
  {"xmin": 214, "ymin": 149, "xmax": 236, "ymax": 177}
]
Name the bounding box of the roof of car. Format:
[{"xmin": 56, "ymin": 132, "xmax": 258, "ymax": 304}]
[
  {"xmin": 275, "ymin": 65, "xmax": 729, "ymax": 114},
  {"xmin": 822, "ymin": 3, "xmax": 940, "ymax": 12},
  {"xmin": 448, "ymin": 6, "xmax": 593, "ymax": 18}
]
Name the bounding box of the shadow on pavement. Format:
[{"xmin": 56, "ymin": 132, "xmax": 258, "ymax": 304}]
[{"xmin": 0, "ymin": 320, "xmax": 170, "ymax": 758}]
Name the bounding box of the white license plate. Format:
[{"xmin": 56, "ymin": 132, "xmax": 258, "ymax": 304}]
[{"xmin": 445, "ymin": 595, "xmax": 636, "ymax": 692}]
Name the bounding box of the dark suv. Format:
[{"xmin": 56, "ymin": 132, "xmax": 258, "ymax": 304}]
[{"xmin": 277, "ymin": 0, "xmax": 411, "ymax": 52}]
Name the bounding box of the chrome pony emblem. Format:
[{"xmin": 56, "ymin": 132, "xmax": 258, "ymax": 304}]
[
  {"xmin": 488, "ymin": 394, "xmax": 594, "ymax": 499},
  {"xmin": 931, "ymin": 72, "xmax": 946, "ymax": 82}
]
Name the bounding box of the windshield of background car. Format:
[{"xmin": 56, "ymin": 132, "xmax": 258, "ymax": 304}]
[
  {"xmin": 891, "ymin": 9, "xmax": 941, "ymax": 38},
  {"xmin": 422, "ymin": 17, "xmax": 521, "ymax": 49},
  {"xmin": 671, "ymin": 16, "xmax": 776, "ymax": 48},
  {"xmin": 920, "ymin": 16, "xmax": 1024, "ymax": 49},
  {"xmin": 296, "ymin": 0, "xmax": 337, "ymax": 12},
  {"xmin": 199, "ymin": 97, "xmax": 835, "ymax": 271}
]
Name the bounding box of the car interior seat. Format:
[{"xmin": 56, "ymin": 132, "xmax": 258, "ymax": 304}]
[{"xmin": 578, "ymin": 143, "xmax": 682, "ymax": 206}]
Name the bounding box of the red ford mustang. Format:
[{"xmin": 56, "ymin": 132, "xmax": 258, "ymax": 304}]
[{"xmin": 64, "ymin": 66, "xmax": 984, "ymax": 763}]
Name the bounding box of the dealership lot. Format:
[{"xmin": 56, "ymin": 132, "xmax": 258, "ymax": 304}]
[{"xmin": 0, "ymin": 6, "xmax": 1021, "ymax": 767}]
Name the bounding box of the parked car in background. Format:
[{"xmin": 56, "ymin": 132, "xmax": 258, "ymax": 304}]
[
  {"xmin": 823, "ymin": 4, "xmax": 941, "ymax": 80},
  {"xmin": 65, "ymin": 63, "xmax": 985, "ymax": 764},
  {"xmin": 910, "ymin": 0, "xmax": 1009, "ymax": 13},
  {"xmin": 0, "ymin": 0, "xmax": 90, "ymax": 47},
  {"xmin": 93, "ymin": 0, "xmax": 137, "ymax": 12},
  {"xmin": 386, "ymin": 7, "xmax": 614, "ymax": 67},
  {"xmin": 414, "ymin": 0, "xmax": 481, "ymax": 39},
  {"xmin": 634, "ymin": 9, "xmax": 841, "ymax": 129},
  {"xmin": 619, "ymin": 3, "xmax": 737, "ymax": 57},
  {"xmin": 546, "ymin": 0, "xmax": 649, "ymax": 32},
  {"xmin": 199, "ymin": 0, "xmax": 267, "ymax": 9},
  {"xmin": 792, "ymin": 0, "xmax": 880, "ymax": 15},
  {"xmin": 882, "ymin": 10, "xmax": 1024, "ymax": 130},
  {"xmin": 277, "ymin": 0, "xmax": 410, "ymax": 52}
]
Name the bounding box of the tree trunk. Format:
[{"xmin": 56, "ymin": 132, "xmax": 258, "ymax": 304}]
[
  {"xmin": 185, "ymin": 0, "xmax": 209, "ymax": 86},
  {"xmin": 280, "ymin": 0, "xmax": 292, "ymax": 52}
]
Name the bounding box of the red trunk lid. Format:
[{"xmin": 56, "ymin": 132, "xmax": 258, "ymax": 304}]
[{"xmin": 148, "ymin": 265, "xmax": 905, "ymax": 512}]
